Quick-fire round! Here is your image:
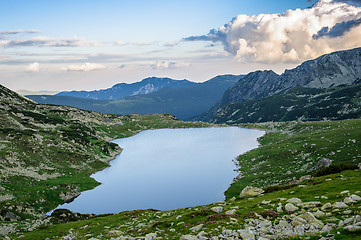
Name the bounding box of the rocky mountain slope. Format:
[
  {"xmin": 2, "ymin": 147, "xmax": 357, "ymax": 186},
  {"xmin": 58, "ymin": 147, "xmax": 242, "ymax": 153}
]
[
  {"xmin": 212, "ymin": 84, "xmax": 361, "ymax": 124},
  {"xmin": 57, "ymin": 77, "xmax": 197, "ymax": 100},
  {"xmin": 198, "ymin": 47, "xmax": 361, "ymax": 122},
  {"xmin": 28, "ymin": 74, "xmax": 243, "ymax": 120}
]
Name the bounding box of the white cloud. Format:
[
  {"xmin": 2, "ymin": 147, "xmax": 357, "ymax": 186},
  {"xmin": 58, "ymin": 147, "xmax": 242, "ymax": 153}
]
[
  {"xmin": 0, "ymin": 36, "xmax": 103, "ymax": 48},
  {"xmin": 0, "ymin": 29, "xmax": 40, "ymax": 35},
  {"xmin": 164, "ymin": 42, "xmax": 179, "ymax": 47},
  {"xmin": 150, "ymin": 61, "xmax": 191, "ymax": 69},
  {"xmin": 114, "ymin": 41, "xmax": 154, "ymax": 47},
  {"xmin": 25, "ymin": 62, "xmax": 40, "ymax": 72},
  {"xmin": 61, "ymin": 63, "xmax": 107, "ymax": 72},
  {"xmin": 185, "ymin": 0, "xmax": 361, "ymax": 63}
]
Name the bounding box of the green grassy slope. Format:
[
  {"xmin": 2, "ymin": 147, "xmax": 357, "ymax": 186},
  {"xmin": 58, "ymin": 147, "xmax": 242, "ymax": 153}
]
[{"xmin": 0, "ymin": 84, "xmax": 211, "ymax": 222}]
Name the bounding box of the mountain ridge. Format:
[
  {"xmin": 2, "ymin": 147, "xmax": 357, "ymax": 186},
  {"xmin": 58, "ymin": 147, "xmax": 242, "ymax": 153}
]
[
  {"xmin": 28, "ymin": 74, "xmax": 244, "ymax": 120},
  {"xmin": 197, "ymin": 47, "xmax": 361, "ymax": 121},
  {"xmin": 57, "ymin": 77, "xmax": 197, "ymax": 100}
]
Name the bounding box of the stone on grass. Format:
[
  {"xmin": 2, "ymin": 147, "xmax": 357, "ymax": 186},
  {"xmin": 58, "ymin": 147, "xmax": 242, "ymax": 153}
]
[
  {"xmin": 145, "ymin": 233, "xmax": 157, "ymax": 240},
  {"xmin": 299, "ymin": 212, "xmax": 324, "ymax": 228},
  {"xmin": 321, "ymin": 203, "xmax": 332, "ymax": 211},
  {"xmin": 344, "ymin": 194, "xmax": 361, "ymax": 204},
  {"xmin": 286, "ymin": 198, "xmax": 302, "ymax": 204},
  {"xmin": 314, "ymin": 210, "xmax": 326, "ymax": 218},
  {"xmin": 332, "ymin": 202, "xmax": 348, "ymax": 208},
  {"xmin": 285, "ymin": 203, "xmax": 299, "ymax": 212},
  {"xmin": 237, "ymin": 229, "xmax": 255, "ymax": 240},
  {"xmin": 229, "ymin": 197, "xmax": 236, "ymax": 202},
  {"xmin": 310, "ymin": 158, "xmax": 332, "ymax": 171},
  {"xmin": 344, "ymin": 225, "xmax": 361, "ymax": 232},
  {"xmin": 180, "ymin": 235, "xmax": 198, "ymax": 240},
  {"xmin": 190, "ymin": 224, "xmax": 203, "ymax": 232},
  {"xmin": 211, "ymin": 206, "xmax": 223, "ymax": 213},
  {"xmin": 239, "ymin": 186, "xmax": 264, "ymax": 198},
  {"xmin": 225, "ymin": 209, "xmax": 236, "ymax": 215}
]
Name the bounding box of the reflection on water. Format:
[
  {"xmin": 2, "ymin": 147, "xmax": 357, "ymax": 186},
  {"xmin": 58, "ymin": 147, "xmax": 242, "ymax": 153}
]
[{"xmin": 57, "ymin": 127, "xmax": 264, "ymax": 214}]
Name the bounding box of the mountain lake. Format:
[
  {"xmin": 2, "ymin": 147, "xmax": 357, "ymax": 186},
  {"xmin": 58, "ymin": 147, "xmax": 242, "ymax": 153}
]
[{"xmin": 56, "ymin": 127, "xmax": 265, "ymax": 214}]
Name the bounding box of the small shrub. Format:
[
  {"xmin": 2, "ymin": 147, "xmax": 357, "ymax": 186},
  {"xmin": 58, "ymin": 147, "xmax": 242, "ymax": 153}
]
[
  {"xmin": 206, "ymin": 213, "xmax": 229, "ymax": 222},
  {"xmin": 184, "ymin": 209, "xmax": 213, "ymax": 219},
  {"xmin": 260, "ymin": 210, "xmax": 279, "ymax": 219},
  {"xmin": 313, "ymin": 163, "xmax": 358, "ymax": 177}
]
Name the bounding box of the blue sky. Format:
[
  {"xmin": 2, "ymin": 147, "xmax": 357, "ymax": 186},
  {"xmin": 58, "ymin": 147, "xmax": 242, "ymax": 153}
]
[{"xmin": 1, "ymin": 0, "xmax": 361, "ymax": 91}]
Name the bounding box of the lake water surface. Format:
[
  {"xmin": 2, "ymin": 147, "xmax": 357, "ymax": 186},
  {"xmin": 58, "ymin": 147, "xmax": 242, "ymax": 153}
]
[{"xmin": 57, "ymin": 127, "xmax": 264, "ymax": 214}]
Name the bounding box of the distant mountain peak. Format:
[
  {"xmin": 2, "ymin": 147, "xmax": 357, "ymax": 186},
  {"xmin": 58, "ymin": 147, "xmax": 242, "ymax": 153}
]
[{"xmin": 57, "ymin": 77, "xmax": 197, "ymax": 100}]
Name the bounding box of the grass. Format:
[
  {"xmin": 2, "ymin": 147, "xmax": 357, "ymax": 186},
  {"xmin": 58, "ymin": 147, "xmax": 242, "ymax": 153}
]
[
  {"xmin": 225, "ymin": 119, "xmax": 361, "ymax": 200},
  {"xmin": 13, "ymin": 169, "xmax": 361, "ymax": 239}
]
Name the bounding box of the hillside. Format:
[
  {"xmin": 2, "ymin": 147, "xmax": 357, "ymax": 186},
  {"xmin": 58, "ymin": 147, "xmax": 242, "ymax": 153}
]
[
  {"xmin": 57, "ymin": 77, "xmax": 197, "ymax": 100},
  {"xmin": 212, "ymin": 84, "xmax": 361, "ymax": 124},
  {"xmin": 198, "ymin": 47, "xmax": 361, "ymax": 122},
  {"xmin": 28, "ymin": 74, "xmax": 243, "ymax": 120},
  {"xmin": 0, "ymin": 84, "xmax": 209, "ymax": 231},
  {"xmin": 9, "ymin": 119, "xmax": 361, "ymax": 239}
]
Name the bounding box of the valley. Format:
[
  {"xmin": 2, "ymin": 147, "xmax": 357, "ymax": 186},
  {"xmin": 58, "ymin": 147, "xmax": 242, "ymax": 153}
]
[{"xmin": 1, "ymin": 47, "xmax": 361, "ymax": 239}]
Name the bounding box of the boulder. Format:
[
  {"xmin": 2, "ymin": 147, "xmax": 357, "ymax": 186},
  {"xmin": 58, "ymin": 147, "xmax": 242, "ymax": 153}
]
[
  {"xmin": 0, "ymin": 210, "xmax": 20, "ymax": 221},
  {"xmin": 50, "ymin": 209, "xmax": 91, "ymax": 223},
  {"xmin": 225, "ymin": 209, "xmax": 237, "ymax": 215},
  {"xmin": 344, "ymin": 194, "xmax": 361, "ymax": 204},
  {"xmin": 286, "ymin": 198, "xmax": 302, "ymax": 205},
  {"xmin": 237, "ymin": 229, "xmax": 255, "ymax": 240},
  {"xmin": 211, "ymin": 206, "xmax": 223, "ymax": 213},
  {"xmin": 321, "ymin": 203, "xmax": 332, "ymax": 211},
  {"xmin": 310, "ymin": 158, "xmax": 332, "ymax": 171},
  {"xmin": 344, "ymin": 225, "xmax": 361, "ymax": 232},
  {"xmin": 239, "ymin": 186, "xmax": 264, "ymax": 198},
  {"xmin": 180, "ymin": 235, "xmax": 198, "ymax": 240},
  {"xmin": 190, "ymin": 224, "xmax": 203, "ymax": 232},
  {"xmin": 332, "ymin": 202, "xmax": 348, "ymax": 209},
  {"xmin": 285, "ymin": 203, "xmax": 299, "ymax": 212},
  {"xmin": 299, "ymin": 212, "xmax": 324, "ymax": 228},
  {"xmin": 145, "ymin": 233, "xmax": 157, "ymax": 240}
]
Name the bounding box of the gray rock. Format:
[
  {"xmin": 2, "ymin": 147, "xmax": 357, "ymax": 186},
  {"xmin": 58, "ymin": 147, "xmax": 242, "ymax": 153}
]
[
  {"xmin": 225, "ymin": 209, "xmax": 237, "ymax": 215},
  {"xmin": 314, "ymin": 210, "xmax": 326, "ymax": 218},
  {"xmin": 332, "ymin": 202, "xmax": 348, "ymax": 208},
  {"xmin": 180, "ymin": 235, "xmax": 198, "ymax": 240},
  {"xmin": 310, "ymin": 158, "xmax": 332, "ymax": 171},
  {"xmin": 286, "ymin": 198, "xmax": 302, "ymax": 204},
  {"xmin": 321, "ymin": 202, "xmax": 332, "ymax": 211},
  {"xmin": 237, "ymin": 229, "xmax": 255, "ymax": 240},
  {"xmin": 211, "ymin": 207, "xmax": 223, "ymax": 213},
  {"xmin": 285, "ymin": 203, "xmax": 299, "ymax": 212},
  {"xmin": 344, "ymin": 194, "xmax": 361, "ymax": 204},
  {"xmin": 299, "ymin": 212, "xmax": 324, "ymax": 228},
  {"xmin": 190, "ymin": 224, "xmax": 203, "ymax": 232},
  {"xmin": 239, "ymin": 186, "xmax": 264, "ymax": 198},
  {"xmin": 344, "ymin": 225, "xmax": 361, "ymax": 232},
  {"xmin": 0, "ymin": 210, "xmax": 20, "ymax": 221}
]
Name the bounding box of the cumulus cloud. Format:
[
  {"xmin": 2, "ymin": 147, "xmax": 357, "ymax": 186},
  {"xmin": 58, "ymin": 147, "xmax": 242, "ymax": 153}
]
[
  {"xmin": 61, "ymin": 63, "xmax": 106, "ymax": 72},
  {"xmin": 0, "ymin": 36, "xmax": 103, "ymax": 48},
  {"xmin": 25, "ymin": 62, "xmax": 40, "ymax": 72},
  {"xmin": 150, "ymin": 61, "xmax": 191, "ymax": 69},
  {"xmin": 185, "ymin": 0, "xmax": 361, "ymax": 63},
  {"xmin": 313, "ymin": 17, "xmax": 361, "ymax": 39}
]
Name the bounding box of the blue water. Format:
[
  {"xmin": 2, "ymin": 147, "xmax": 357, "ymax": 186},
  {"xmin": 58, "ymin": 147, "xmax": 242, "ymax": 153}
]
[{"xmin": 57, "ymin": 127, "xmax": 264, "ymax": 214}]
